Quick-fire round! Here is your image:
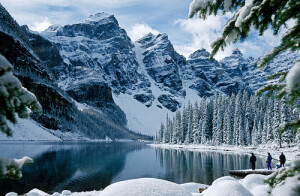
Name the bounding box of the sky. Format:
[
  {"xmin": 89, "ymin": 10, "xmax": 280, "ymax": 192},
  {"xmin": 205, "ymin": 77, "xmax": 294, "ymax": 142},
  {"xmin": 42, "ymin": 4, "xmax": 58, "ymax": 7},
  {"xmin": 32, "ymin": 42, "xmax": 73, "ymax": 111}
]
[{"xmin": 0, "ymin": 0, "xmax": 285, "ymax": 60}]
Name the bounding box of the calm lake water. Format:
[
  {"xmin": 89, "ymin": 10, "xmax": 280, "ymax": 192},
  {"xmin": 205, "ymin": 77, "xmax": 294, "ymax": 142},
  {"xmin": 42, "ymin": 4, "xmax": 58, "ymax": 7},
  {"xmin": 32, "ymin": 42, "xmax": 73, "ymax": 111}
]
[{"xmin": 0, "ymin": 142, "xmax": 266, "ymax": 195}]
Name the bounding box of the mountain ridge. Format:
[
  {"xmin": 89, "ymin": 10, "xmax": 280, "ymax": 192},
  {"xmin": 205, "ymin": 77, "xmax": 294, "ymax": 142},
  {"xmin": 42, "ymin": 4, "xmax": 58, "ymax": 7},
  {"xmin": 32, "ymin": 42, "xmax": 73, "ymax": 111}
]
[{"xmin": 0, "ymin": 8, "xmax": 298, "ymax": 136}]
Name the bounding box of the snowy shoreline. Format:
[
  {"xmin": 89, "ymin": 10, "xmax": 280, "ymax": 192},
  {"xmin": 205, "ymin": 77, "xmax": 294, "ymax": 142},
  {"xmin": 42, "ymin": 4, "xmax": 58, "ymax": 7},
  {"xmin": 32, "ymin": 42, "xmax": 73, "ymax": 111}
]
[
  {"xmin": 150, "ymin": 143, "xmax": 300, "ymax": 162},
  {"xmin": 4, "ymin": 143, "xmax": 300, "ymax": 196}
]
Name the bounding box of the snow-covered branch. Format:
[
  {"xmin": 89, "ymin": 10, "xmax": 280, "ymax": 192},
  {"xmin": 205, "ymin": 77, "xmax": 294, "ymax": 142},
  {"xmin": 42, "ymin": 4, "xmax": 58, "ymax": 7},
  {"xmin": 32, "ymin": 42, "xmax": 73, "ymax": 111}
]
[
  {"xmin": 0, "ymin": 55, "xmax": 42, "ymax": 136},
  {"xmin": 0, "ymin": 156, "xmax": 33, "ymax": 179}
]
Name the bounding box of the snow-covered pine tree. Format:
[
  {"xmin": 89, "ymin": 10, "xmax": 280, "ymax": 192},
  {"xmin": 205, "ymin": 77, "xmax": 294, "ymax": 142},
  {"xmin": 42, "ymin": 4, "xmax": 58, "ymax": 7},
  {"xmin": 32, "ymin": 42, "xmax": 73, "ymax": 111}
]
[
  {"xmin": 176, "ymin": 111, "xmax": 182, "ymax": 144},
  {"xmin": 189, "ymin": 0, "xmax": 300, "ymax": 133},
  {"xmin": 280, "ymin": 96, "xmax": 293, "ymax": 145},
  {"xmin": 169, "ymin": 117, "xmax": 173, "ymax": 143},
  {"xmin": 245, "ymin": 118, "xmax": 251, "ymax": 145},
  {"xmin": 267, "ymin": 97, "xmax": 274, "ymax": 143},
  {"xmin": 212, "ymin": 94, "xmax": 219, "ymax": 145},
  {"xmin": 158, "ymin": 123, "xmax": 165, "ymax": 143},
  {"xmin": 238, "ymin": 113, "xmax": 246, "ymax": 146},
  {"xmin": 185, "ymin": 101, "xmax": 193, "ymax": 143},
  {"xmin": 0, "ymin": 55, "xmax": 42, "ymax": 136},
  {"xmin": 172, "ymin": 115, "xmax": 178, "ymax": 144},
  {"xmin": 262, "ymin": 112, "xmax": 268, "ymax": 144},
  {"xmin": 192, "ymin": 101, "xmax": 200, "ymax": 144},
  {"xmin": 273, "ymin": 98, "xmax": 281, "ymax": 145},
  {"xmin": 164, "ymin": 114, "xmax": 170, "ymax": 143},
  {"xmin": 256, "ymin": 120, "xmax": 262, "ymax": 145},
  {"xmin": 233, "ymin": 91, "xmax": 242, "ymax": 145},
  {"xmin": 222, "ymin": 97, "xmax": 228, "ymax": 143},
  {"xmin": 180, "ymin": 106, "xmax": 188, "ymax": 144},
  {"xmin": 252, "ymin": 117, "xmax": 258, "ymax": 146},
  {"xmin": 216, "ymin": 94, "xmax": 224, "ymax": 145},
  {"xmin": 244, "ymin": 96, "xmax": 253, "ymax": 145},
  {"xmin": 201, "ymin": 101, "xmax": 209, "ymax": 144}
]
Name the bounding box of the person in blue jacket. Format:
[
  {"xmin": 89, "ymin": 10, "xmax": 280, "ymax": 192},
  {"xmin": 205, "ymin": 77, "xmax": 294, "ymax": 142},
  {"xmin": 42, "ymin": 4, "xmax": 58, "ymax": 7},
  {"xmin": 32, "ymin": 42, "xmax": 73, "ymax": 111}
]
[{"xmin": 267, "ymin": 153, "xmax": 272, "ymax": 170}]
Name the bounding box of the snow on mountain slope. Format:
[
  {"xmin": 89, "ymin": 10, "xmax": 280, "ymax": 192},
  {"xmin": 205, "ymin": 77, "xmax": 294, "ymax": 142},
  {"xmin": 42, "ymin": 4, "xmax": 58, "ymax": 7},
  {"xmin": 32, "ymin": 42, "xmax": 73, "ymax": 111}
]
[
  {"xmin": 113, "ymin": 43, "xmax": 177, "ymax": 135},
  {"xmin": 0, "ymin": 118, "xmax": 61, "ymax": 141},
  {"xmin": 113, "ymin": 93, "xmax": 171, "ymax": 136}
]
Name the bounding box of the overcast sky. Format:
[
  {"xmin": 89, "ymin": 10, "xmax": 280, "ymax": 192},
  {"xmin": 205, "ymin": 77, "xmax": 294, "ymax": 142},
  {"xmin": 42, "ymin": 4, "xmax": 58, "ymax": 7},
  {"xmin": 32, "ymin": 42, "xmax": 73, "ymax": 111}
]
[{"xmin": 0, "ymin": 0, "xmax": 284, "ymax": 60}]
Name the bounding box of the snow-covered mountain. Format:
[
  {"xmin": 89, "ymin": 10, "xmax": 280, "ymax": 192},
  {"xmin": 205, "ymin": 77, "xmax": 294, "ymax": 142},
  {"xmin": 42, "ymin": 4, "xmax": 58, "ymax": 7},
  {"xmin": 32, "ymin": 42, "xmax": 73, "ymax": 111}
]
[
  {"xmin": 0, "ymin": 4, "xmax": 298, "ymax": 136},
  {"xmin": 38, "ymin": 12, "xmax": 299, "ymax": 135},
  {"xmin": 0, "ymin": 4, "xmax": 151, "ymax": 141}
]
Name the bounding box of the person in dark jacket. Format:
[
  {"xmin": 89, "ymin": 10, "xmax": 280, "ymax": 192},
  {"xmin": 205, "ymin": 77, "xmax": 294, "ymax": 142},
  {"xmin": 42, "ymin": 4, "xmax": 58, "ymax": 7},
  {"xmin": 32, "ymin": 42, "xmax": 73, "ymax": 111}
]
[
  {"xmin": 267, "ymin": 153, "xmax": 272, "ymax": 170},
  {"xmin": 279, "ymin": 152, "xmax": 286, "ymax": 167},
  {"xmin": 250, "ymin": 153, "xmax": 256, "ymax": 170}
]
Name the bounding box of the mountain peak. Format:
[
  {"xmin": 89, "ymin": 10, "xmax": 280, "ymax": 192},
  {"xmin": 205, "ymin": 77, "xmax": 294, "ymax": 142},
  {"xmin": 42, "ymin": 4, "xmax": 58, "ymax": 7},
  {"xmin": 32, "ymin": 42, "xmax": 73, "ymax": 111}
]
[
  {"xmin": 188, "ymin": 48, "xmax": 210, "ymax": 60},
  {"xmin": 82, "ymin": 12, "xmax": 113, "ymax": 23},
  {"xmin": 45, "ymin": 24, "xmax": 62, "ymax": 32},
  {"xmin": 231, "ymin": 48, "xmax": 243, "ymax": 57}
]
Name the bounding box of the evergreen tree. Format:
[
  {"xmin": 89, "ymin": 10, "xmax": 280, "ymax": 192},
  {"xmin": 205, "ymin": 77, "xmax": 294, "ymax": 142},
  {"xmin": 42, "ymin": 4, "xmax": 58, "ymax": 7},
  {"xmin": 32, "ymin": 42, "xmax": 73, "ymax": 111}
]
[
  {"xmin": 212, "ymin": 94, "xmax": 219, "ymax": 144},
  {"xmin": 0, "ymin": 55, "xmax": 42, "ymax": 136},
  {"xmin": 216, "ymin": 94, "xmax": 224, "ymax": 145},
  {"xmin": 192, "ymin": 101, "xmax": 200, "ymax": 143},
  {"xmin": 238, "ymin": 114, "xmax": 246, "ymax": 146},
  {"xmin": 201, "ymin": 102, "xmax": 209, "ymax": 144},
  {"xmin": 267, "ymin": 97, "xmax": 274, "ymax": 143},
  {"xmin": 164, "ymin": 114, "xmax": 170, "ymax": 143},
  {"xmin": 252, "ymin": 118, "xmax": 258, "ymax": 146},
  {"xmin": 186, "ymin": 101, "xmax": 193, "ymax": 143},
  {"xmin": 158, "ymin": 123, "xmax": 165, "ymax": 143},
  {"xmin": 273, "ymin": 98, "xmax": 281, "ymax": 145},
  {"xmin": 281, "ymin": 96, "xmax": 294, "ymax": 145},
  {"xmin": 233, "ymin": 91, "xmax": 242, "ymax": 145},
  {"xmin": 245, "ymin": 118, "xmax": 251, "ymax": 145},
  {"xmin": 180, "ymin": 106, "xmax": 188, "ymax": 143},
  {"xmin": 262, "ymin": 112, "xmax": 268, "ymax": 144},
  {"xmin": 256, "ymin": 120, "xmax": 262, "ymax": 145}
]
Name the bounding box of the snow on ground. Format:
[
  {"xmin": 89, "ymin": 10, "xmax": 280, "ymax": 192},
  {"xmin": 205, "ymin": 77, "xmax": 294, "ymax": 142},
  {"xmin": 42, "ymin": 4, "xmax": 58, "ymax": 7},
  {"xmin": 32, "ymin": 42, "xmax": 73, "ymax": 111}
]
[
  {"xmin": 151, "ymin": 143, "xmax": 300, "ymax": 162},
  {"xmin": 8, "ymin": 179, "xmax": 209, "ymax": 196},
  {"xmin": 241, "ymin": 174, "xmax": 270, "ymax": 196},
  {"xmin": 202, "ymin": 178, "xmax": 254, "ymax": 196},
  {"xmin": 0, "ymin": 118, "xmax": 61, "ymax": 141},
  {"xmin": 101, "ymin": 178, "xmax": 193, "ymax": 196},
  {"xmin": 180, "ymin": 182, "xmax": 209, "ymax": 194}
]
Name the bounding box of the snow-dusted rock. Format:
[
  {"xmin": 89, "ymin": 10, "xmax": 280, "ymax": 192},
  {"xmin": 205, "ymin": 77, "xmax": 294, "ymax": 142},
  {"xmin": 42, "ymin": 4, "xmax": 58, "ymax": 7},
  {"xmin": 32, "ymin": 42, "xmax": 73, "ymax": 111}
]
[{"xmin": 101, "ymin": 178, "xmax": 193, "ymax": 196}]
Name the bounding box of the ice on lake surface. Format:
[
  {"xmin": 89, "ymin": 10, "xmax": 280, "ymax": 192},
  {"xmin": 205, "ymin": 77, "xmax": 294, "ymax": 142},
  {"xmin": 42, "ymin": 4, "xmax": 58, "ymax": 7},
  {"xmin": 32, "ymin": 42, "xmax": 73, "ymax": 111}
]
[{"xmin": 0, "ymin": 142, "xmax": 266, "ymax": 195}]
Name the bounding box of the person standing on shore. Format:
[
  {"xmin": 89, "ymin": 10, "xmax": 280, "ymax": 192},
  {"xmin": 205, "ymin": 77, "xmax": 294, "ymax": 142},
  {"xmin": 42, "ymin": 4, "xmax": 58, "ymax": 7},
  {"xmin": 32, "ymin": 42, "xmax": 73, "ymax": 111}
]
[
  {"xmin": 250, "ymin": 153, "xmax": 256, "ymax": 170},
  {"xmin": 279, "ymin": 152, "xmax": 286, "ymax": 167},
  {"xmin": 267, "ymin": 153, "xmax": 272, "ymax": 170}
]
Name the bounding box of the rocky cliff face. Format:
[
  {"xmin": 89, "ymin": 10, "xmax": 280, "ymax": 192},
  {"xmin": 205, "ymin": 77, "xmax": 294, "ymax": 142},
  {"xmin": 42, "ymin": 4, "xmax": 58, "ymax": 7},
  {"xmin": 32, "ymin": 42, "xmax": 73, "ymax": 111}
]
[
  {"xmin": 42, "ymin": 12, "xmax": 147, "ymax": 95},
  {"xmin": 0, "ymin": 4, "xmax": 151, "ymax": 140}
]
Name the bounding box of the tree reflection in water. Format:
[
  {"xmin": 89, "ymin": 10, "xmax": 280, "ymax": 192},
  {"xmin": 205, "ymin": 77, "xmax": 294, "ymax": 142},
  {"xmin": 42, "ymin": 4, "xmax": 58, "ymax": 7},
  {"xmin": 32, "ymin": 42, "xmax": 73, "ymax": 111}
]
[
  {"xmin": 0, "ymin": 142, "xmax": 144, "ymax": 195},
  {"xmin": 155, "ymin": 148, "xmax": 265, "ymax": 185}
]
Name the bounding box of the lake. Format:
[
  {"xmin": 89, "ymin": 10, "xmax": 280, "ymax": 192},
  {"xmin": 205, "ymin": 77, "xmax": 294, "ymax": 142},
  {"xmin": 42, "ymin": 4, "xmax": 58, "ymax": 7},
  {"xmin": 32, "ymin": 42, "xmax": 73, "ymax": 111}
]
[{"xmin": 0, "ymin": 142, "xmax": 267, "ymax": 195}]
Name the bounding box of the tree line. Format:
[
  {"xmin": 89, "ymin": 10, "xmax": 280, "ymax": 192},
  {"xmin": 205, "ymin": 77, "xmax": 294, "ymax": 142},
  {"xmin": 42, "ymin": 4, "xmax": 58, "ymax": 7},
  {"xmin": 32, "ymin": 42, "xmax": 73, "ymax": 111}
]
[{"xmin": 156, "ymin": 91, "xmax": 300, "ymax": 147}]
